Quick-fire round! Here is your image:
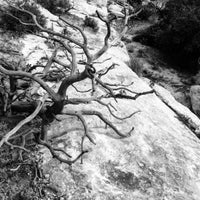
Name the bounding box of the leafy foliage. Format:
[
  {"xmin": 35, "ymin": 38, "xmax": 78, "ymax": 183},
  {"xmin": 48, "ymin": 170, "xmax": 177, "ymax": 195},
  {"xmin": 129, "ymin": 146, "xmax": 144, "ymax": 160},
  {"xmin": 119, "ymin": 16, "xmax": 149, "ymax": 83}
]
[
  {"xmin": 36, "ymin": 0, "xmax": 72, "ymax": 14},
  {"xmin": 0, "ymin": 2, "xmax": 47, "ymax": 36},
  {"xmin": 133, "ymin": 0, "xmax": 200, "ymax": 72}
]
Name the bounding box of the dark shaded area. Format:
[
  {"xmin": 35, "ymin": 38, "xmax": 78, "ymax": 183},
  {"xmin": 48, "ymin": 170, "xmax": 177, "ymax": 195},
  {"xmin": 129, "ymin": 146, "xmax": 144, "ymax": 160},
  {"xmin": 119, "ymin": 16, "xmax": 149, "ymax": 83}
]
[
  {"xmin": 84, "ymin": 16, "xmax": 99, "ymax": 32},
  {"xmin": 0, "ymin": 2, "xmax": 46, "ymax": 36},
  {"xmin": 36, "ymin": 0, "xmax": 71, "ymax": 14},
  {"xmin": 133, "ymin": 0, "xmax": 200, "ymax": 74},
  {"xmin": 127, "ymin": 0, "xmax": 142, "ymax": 7},
  {"xmin": 0, "ymin": 118, "xmax": 59, "ymax": 200}
]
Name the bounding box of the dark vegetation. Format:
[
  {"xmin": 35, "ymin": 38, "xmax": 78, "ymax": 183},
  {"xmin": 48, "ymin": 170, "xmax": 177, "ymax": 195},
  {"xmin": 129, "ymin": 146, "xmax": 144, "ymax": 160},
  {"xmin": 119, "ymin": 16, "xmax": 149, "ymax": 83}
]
[
  {"xmin": 136, "ymin": 3, "xmax": 159, "ymax": 21},
  {"xmin": 133, "ymin": 0, "xmax": 200, "ymax": 73},
  {"xmin": 0, "ymin": 2, "xmax": 47, "ymax": 35},
  {"xmin": 0, "ymin": 117, "xmax": 51, "ymax": 199},
  {"xmin": 128, "ymin": 0, "xmax": 159, "ymax": 21},
  {"xmin": 127, "ymin": 0, "xmax": 142, "ymax": 6},
  {"xmin": 83, "ymin": 16, "xmax": 99, "ymax": 32},
  {"xmin": 36, "ymin": 0, "xmax": 72, "ymax": 14}
]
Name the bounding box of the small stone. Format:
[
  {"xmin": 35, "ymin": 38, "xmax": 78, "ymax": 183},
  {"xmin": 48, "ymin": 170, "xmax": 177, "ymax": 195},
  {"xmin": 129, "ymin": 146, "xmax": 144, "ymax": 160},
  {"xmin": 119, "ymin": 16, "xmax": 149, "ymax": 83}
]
[{"xmin": 44, "ymin": 174, "xmax": 50, "ymax": 179}]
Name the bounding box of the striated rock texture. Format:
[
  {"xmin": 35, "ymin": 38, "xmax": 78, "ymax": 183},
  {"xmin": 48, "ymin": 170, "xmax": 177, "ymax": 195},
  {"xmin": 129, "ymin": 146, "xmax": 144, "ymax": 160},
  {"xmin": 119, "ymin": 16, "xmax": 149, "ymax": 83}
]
[{"xmin": 21, "ymin": 0, "xmax": 200, "ymax": 199}]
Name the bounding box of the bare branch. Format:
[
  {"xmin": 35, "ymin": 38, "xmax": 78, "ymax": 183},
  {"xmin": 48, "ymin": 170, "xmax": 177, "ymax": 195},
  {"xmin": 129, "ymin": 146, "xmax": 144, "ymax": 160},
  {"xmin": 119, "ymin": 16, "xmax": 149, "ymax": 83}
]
[
  {"xmin": 59, "ymin": 16, "xmax": 88, "ymax": 46},
  {"xmin": 4, "ymin": 12, "xmax": 36, "ymax": 26},
  {"xmin": 0, "ymin": 2, "xmax": 150, "ymax": 166},
  {"xmin": 5, "ymin": 141, "xmax": 30, "ymax": 152},
  {"xmin": 93, "ymin": 57, "xmax": 112, "ymax": 64},
  {"xmin": 0, "ymin": 64, "xmax": 60, "ymax": 102},
  {"xmin": 9, "ymin": 5, "xmax": 85, "ymax": 49},
  {"xmin": 94, "ymin": 99, "xmax": 140, "ymax": 120},
  {"xmin": 36, "ymin": 33, "xmax": 77, "ymax": 75},
  {"xmin": 111, "ymin": 90, "xmax": 155, "ymax": 100},
  {"xmin": 110, "ymin": 7, "xmax": 143, "ymax": 46},
  {"xmin": 43, "ymin": 48, "xmax": 59, "ymax": 75},
  {"xmin": 37, "ymin": 136, "xmax": 88, "ymax": 165},
  {"xmin": 104, "ymin": 81, "xmax": 134, "ymax": 87},
  {"xmin": 0, "ymin": 97, "xmax": 46, "ymax": 148},
  {"xmin": 59, "ymin": 16, "xmax": 93, "ymax": 63},
  {"xmin": 52, "ymin": 147, "xmax": 72, "ymax": 158},
  {"xmin": 92, "ymin": 11, "xmax": 115, "ymax": 61},
  {"xmin": 57, "ymin": 66, "xmax": 93, "ymax": 98},
  {"xmin": 112, "ymin": 87, "xmax": 139, "ymax": 94},
  {"xmin": 81, "ymin": 110, "xmax": 134, "ymax": 137},
  {"xmin": 97, "ymin": 63, "xmax": 116, "ymax": 78},
  {"xmin": 53, "ymin": 58, "xmax": 71, "ymax": 71},
  {"xmin": 95, "ymin": 77, "xmax": 116, "ymax": 97},
  {"xmin": 63, "ymin": 110, "xmax": 96, "ymax": 144},
  {"xmin": 71, "ymin": 84, "xmax": 92, "ymax": 93}
]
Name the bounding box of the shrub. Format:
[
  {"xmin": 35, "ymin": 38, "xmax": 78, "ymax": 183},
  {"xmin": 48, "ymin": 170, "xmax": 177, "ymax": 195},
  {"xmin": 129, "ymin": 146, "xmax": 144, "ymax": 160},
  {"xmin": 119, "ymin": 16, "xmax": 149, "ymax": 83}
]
[
  {"xmin": 133, "ymin": 0, "xmax": 200, "ymax": 73},
  {"xmin": 36, "ymin": 0, "xmax": 72, "ymax": 14},
  {"xmin": 84, "ymin": 16, "xmax": 99, "ymax": 32},
  {"xmin": 136, "ymin": 4, "xmax": 159, "ymax": 21},
  {"xmin": 127, "ymin": 0, "xmax": 142, "ymax": 7},
  {"xmin": 0, "ymin": 2, "xmax": 46, "ymax": 36}
]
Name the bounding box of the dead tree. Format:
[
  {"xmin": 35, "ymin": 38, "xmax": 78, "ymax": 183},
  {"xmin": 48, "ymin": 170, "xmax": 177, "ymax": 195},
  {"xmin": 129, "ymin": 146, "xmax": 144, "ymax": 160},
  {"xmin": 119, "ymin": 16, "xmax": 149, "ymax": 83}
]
[{"xmin": 0, "ymin": 2, "xmax": 154, "ymax": 165}]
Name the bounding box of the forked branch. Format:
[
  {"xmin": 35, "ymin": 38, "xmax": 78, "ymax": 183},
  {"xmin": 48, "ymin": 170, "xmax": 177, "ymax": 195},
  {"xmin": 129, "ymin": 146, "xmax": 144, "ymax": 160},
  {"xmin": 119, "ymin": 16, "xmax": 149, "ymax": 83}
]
[
  {"xmin": 62, "ymin": 109, "xmax": 134, "ymax": 138},
  {"xmin": 0, "ymin": 64, "xmax": 60, "ymax": 101}
]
